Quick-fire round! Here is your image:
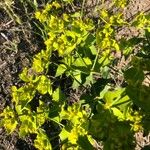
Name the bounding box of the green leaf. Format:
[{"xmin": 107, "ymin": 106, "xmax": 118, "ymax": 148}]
[
  {"xmin": 111, "ymin": 108, "xmax": 124, "ymax": 121},
  {"xmin": 78, "ymin": 136, "xmax": 94, "ymax": 150},
  {"xmin": 73, "ymin": 57, "xmax": 92, "ymax": 67},
  {"xmin": 36, "ymin": 75, "xmax": 52, "ymax": 95},
  {"xmin": 104, "ymin": 88, "xmax": 127, "ymax": 109},
  {"xmin": 12, "ymin": 85, "xmax": 36, "ymax": 106},
  {"xmin": 112, "ymin": 40, "xmax": 120, "ymax": 51},
  {"xmin": 59, "ymin": 128, "xmax": 70, "ymax": 141},
  {"xmin": 19, "ymin": 113, "xmax": 38, "ymax": 137},
  {"xmin": 32, "ymin": 50, "xmax": 50, "ymax": 73},
  {"xmin": 32, "ymin": 56, "xmax": 44, "ymax": 73},
  {"xmin": 64, "ymin": 44, "xmax": 77, "ymax": 55},
  {"xmin": 112, "ymin": 94, "xmax": 130, "ymax": 107},
  {"xmin": 5, "ymin": 119, "xmax": 18, "ymax": 134},
  {"xmin": 1, "ymin": 106, "xmax": 18, "ymax": 134},
  {"xmin": 101, "ymin": 66, "xmax": 110, "ymax": 78},
  {"xmin": 71, "ymin": 12, "xmax": 81, "ymax": 17},
  {"xmin": 33, "ymin": 0, "xmax": 38, "ymax": 9},
  {"xmin": 89, "ymin": 45, "xmax": 97, "ymax": 55},
  {"xmin": 19, "ymin": 68, "xmax": 30, "ymax": 82},
  {"xmin": 34, "ymin": 129, "xmax": 52, "ymax": 150},
  {"xmin": 124, "ymin": 67, "xmax": 144, "ymax": 85},
  {"xmin": 99, "ymin": 85, "xmax": 111, "ymax": 99},
  {"xmin": 126, "ymin": 85, "xmax": 150, "ymax": 112},
  {"xmin": 113, "ymin": 0, "xmax": 127, "ymax": 8},
  {"xmin": 72, "ymin": 71, "xmax": 82, "ymax": 89},
  {"xmin": 63, "ymin": 0, "xmax": 73, "ymax": 3},
  {"xmin": 84, "ymin": 73, "xmax": 93, "ymax": 85},
  {"xmin": 55, "ymin": 64, "xmax": 67, "ymax": 77},
  {"xmin": 98, "ymin": 54, "xmax": 112, "ymax": 67},
  {"xmin": 83, "ymin": 57, "xmax": 92, "ymax": 66},
  {"xmin": 52, "ymin": 87, "xmax": 65, "ymax": 102}
]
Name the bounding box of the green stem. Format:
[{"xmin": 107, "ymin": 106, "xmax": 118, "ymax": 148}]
[
  {"xmin": 99, "ymin": 16, "xmax": 109, "ymax": 24},
  {"xmin": 50, "ymin": 134, "xmax": 59, "ymax": 141},
  {"xmin": 81, "ymin": 0, "xmax": 85, "ymax": 18},
  {"xmin": 76, "ymin": 51, "xmax": 88, "ymax": 67},
  {"xmin": 70, "ymin": 71, "xmax": 88, "ymax": 90},
  {"xmin": 48, "ymin": 118, "xmax": 65, "ymax": 128},
  {"xmin": 70, "ymin": 72, "xmax": 82, "ymax": 86},
  {"xmin": 112, "ymin": 99, "xmax": 131, "ymax": 107},
  {"xmin": 91, "ymin": 48, "xmax": 100, "ymax": 71}
]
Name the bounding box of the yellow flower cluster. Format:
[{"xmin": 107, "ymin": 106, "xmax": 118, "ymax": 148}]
[
  {"xmin": 113, "ymin": 0, "xmax": 127, "ymax": 8},
  {"xmin": 35, "ymin": 2, "xmax": 61, "ymax": 23},
  {"xmin": 127, "ymin": 111, "xmax": 143, "ymax": 132},
  {"xmin": 134, "ymin": 12, "xmax": 150, "ymax": 29},
  {"xmin": 44, "ymin": 16, "xmax": 91, "ymax": 55},
  {"xmin": 0, "ymin": 106, "xmax": 18, "ymax": 134},
  {"xmin": 60, "ymin": 104, "xmax": 89, "ymax": 145},
  {"xmin": 68, "ymin": 126, "xmax": 87, "ymax": 145},
  {"xmin": 35, "ymin": 1, "xmax": 94, "ymax": 56}
]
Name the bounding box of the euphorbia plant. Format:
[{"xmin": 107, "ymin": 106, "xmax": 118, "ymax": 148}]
[{"xmin": 1, "ymin": 0, "xmax": 150, "ymax": 149}]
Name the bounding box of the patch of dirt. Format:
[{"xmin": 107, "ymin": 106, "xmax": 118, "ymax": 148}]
[{"xmin": 0, "ymin": 1, "xmax": 43, "ymax": 149}]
